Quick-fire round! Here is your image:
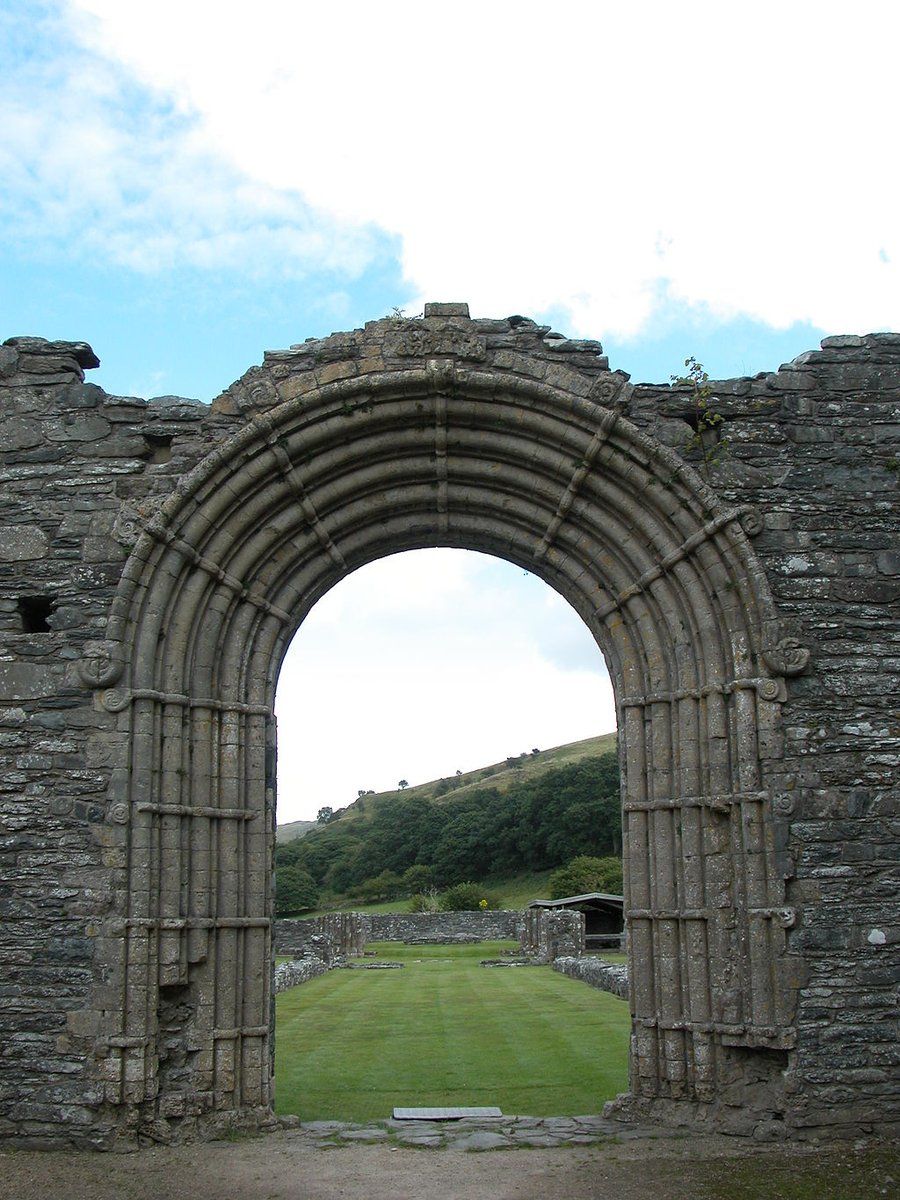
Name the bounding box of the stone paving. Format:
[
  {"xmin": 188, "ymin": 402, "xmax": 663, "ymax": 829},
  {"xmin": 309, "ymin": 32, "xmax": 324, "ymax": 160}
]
[{"xmin": 276, "ymin": 1113, "xmax": 679, "ymax": 1151}]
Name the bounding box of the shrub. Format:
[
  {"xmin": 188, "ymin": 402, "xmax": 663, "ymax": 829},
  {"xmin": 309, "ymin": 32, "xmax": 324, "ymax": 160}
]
[
  {"xmin": 274, "ymin": 864, "xmax": 319, "ymax": 915},
  {"xmin": 548, "ymin": 854, "xmax": 623, "ymax": 899},
  {"xmin": 353, "ymin": 869, "xmax": 403, "ymax": 903},
  {"xmin": 437, "ymin": 882, "xmax": 500, "ymax": 911},
  {"xmin": 401, "ymin": 864, "xmax": 435, "ymax": 895}
]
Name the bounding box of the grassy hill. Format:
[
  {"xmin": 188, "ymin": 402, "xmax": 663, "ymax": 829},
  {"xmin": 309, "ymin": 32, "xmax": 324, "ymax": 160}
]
[
  {"xmin": 276, "ymin": 731, "xmax": 617, "ymax": 844},
  {"xmin": 275, "ymin": 731, "xmax": 622, "ymax": 913},
  {"xmin": 276, "ymin": 817, "xmax": 318, "ymax": 844}
]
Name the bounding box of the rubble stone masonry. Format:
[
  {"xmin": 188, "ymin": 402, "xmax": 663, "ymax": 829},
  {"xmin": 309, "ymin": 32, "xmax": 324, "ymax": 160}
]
[{"xmin": 0, "ymin": 310, "xmax": 897, "ymax": 1145}]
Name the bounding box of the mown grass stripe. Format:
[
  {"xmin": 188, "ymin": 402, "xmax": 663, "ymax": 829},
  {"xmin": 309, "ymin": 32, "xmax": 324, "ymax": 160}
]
[{"xmin": 275, "ymin": 941, "xmax": 629, "ymax": 1121}]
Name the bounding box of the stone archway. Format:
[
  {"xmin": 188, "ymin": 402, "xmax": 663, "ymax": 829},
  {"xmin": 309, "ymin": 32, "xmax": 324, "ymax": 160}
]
[{"xmin": 87, "ymin": 305, "xmax": 804, "ymax": 1136}]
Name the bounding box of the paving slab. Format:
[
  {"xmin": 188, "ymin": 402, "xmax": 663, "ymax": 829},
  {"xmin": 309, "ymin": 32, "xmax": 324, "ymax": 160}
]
[{"xmin": 449, "ymin": 1130, "xmax": 513, "ymax": 1151}]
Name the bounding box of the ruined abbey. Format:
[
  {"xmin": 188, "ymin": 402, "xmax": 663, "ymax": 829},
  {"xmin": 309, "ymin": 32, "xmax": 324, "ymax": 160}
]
[{"xmin": 1, "ymin": 304, "xmax": 897, "ymax": 1146}]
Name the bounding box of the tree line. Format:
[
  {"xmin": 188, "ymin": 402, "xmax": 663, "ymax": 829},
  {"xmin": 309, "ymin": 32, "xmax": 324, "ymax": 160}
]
[{"xmin": 275, "ymin": 752, "xmax": 622, "ymax": 913}]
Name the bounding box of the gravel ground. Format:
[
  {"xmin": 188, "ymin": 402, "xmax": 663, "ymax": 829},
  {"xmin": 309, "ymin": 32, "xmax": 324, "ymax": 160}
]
[{"xmin": 2, "ymin": 1126, "xmax": 897, "ymax": 1200}]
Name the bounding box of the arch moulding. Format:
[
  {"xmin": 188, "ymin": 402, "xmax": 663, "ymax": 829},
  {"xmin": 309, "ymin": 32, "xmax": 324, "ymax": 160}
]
[{"xmin": 88, "ymin": 304, "xmax": 806, "ymax": 1138}]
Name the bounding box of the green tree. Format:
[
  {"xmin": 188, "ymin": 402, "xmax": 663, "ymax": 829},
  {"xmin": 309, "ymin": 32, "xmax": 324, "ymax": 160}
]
[
  {"xmin": 401, "ymin": 864, "xmax": 434, "ymax": 894},
  {"xmin": 355, "ymin": 870, "xmax": 403, "ymax": 903},
  {"xmin": 316, "ymin": 806, "xmax": 333, "ymax": 824},
  {"xmin": 432, "ymin": 808, "xmax": 495, "ymax": 884},
  {"xmin": 275, "ymin": 864, "xmax": 319, "ymax": 915},
  {"xmin": 549, "ymin": 854, "xmax": 623, "ymax": 899}
]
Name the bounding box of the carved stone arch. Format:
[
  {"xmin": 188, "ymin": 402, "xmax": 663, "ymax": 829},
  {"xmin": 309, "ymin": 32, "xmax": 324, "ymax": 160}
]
[{"xmin": 94, "ymin": 345, "xmax": 801, "ymax": 1136}]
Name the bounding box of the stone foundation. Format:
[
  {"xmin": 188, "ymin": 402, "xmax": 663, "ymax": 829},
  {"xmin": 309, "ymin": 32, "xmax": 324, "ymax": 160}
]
[{"xmin": 554, "ymin": 955, "xmax": 629, "ymax": 1000}]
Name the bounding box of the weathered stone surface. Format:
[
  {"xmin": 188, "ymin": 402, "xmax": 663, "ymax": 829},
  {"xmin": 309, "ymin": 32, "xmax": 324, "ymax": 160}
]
[
  {"xmin": 2, "ymin": 336, "xmax": 99, "ymax": 370},
  {"xmin": 554, "ymin": 955, "xmax": 629, "ymax": 999},
  {"xmin": 0, "ymin": 662, "xmax": 59, "ymax": 699},
  {"xmin": 0, "ymin": 416, "xmax": 42, "ymax": 450},
  {"xmin": 1, "ymin": 308, "xmax": 899, "ymax": 1147},
  {"xmin": 0, "ymin": 525, "xmax": 48, "ymax": 560},
  {"xmin": 365, "ymin": 910, "xmax": 520, "ymax": 943}
]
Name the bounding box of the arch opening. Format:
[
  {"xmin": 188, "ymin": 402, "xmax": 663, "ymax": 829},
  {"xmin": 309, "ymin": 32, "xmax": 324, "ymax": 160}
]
[{"xmin": 274, "ymin": 547, "xmax": 615, "ymax": 827}]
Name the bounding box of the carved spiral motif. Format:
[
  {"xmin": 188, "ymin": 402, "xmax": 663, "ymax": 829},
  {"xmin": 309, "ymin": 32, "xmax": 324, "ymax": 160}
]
[
  {"xmin": 590, "ymin": 376, "xmax": 626, "ymax": 407},
  {"xmin": 114, "ymin": 499, "xmax": 166, "ymax": 549},
  {"xmin": 234, "ymin": 368, "xmax": 279, "ymax": 412},
  {"xmin": 739, "ymin": 507, "xmax": 764, "ymax": 537},
  {"xmin": 762, "ymin": 637, "xmax": 811, "ymax": 677},
  {"xmin": 248, "ymin": 382, "xmax": 278, "ymax": 410},
  {"xmin": 101, "ymin": 688, "xmax": 131, "ymax": 713},
  {"xmin": 112, "ymin": 502, "xmax": 142, "ymax": 549},
  {"xmin": 109, "ymin": 803, "xmax": 130, "ymax": 825},
  {"xmin": 77, "ymin": 642, "xmax": 123, "ymax": 689},
  {"xmin": 773, "ymin": 793, "xmax": 795, "ymax": 817},
  {"xmin": 756, "ymin": 678, "xmax": 782, "ymax": 702}
]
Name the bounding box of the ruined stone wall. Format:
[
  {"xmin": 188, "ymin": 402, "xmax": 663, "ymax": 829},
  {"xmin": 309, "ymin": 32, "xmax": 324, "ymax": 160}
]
[
  {"xmin": 554, "ymin": 955, "xmax": 629, "ymax": 1000},
  {"xmin": 272, "ymin": 958, "xmax": 330, "ymax": 994},
  {"xmin": 521, "ymin": 908, "xmax": 585, "ymax": 961},
  {"xmin": 364, "ymin": 910, "xmax": 521, "ymax": 943},
  {"xmin": 274, "ymin": 914, "xmax": 365, "ymax": 958},
  {"xmin": 0, "ymin": 339, "xmax": 251, "ymax": 1146},
  {"xmin": 626, "ymin": 335, "xmax": 900, "ymax": 1136},
  {"xmin": 274, "ymin": 910, "xmax": 520, "ymax": 952},
  {"xmin": 1, "ymin": 318, "xmax": 898, "ymax": 1144}
]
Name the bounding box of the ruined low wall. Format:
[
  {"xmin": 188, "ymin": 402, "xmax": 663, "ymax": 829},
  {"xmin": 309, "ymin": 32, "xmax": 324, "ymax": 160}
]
[
  {"xmin": 364, "ymin": 910, "xmax": 521, "ymax": 942},
  {"xmin": 554, "ymin": 955, "xmax": 629, "ymax": 1000},
  {"xmin": 275, "ymin": 908, "xmax": 585, "ymax": 975},
  {"xmin": 273, "ymin": 958, "xmax": 330, "ymax": 993},
  {"xmin": 274, "ymin": 914, "xmax": 365, "ymax": 959}
]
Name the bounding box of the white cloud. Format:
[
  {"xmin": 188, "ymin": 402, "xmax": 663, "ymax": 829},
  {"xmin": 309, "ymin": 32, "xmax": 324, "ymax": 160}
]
[
  {"xmin": 1, "ymin": 5, "xmax": 387, "ymax": 278},
  {"xmin": 59, "ymin": 0, "xmax": 900, "ymax": 337}
]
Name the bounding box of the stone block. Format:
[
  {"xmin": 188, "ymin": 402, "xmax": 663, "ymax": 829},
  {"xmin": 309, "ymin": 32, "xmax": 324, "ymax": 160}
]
[
  {"xmin": 0, "ymin": 525, "xmax": 49, "ymax": 561},
  {"xmin": 0, "ymin": 663, "xmax": 59, "ymax": 700}
]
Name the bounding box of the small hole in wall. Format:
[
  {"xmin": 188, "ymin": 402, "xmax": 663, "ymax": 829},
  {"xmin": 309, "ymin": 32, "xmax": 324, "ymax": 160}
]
[
  {"xmin": 683, "ymin": 411, "xmax": 701, "ymax": 433},
  {"xmin": 17, "ymin": 595, "xmax": 57, "ymax": 632},
  {"xmin": 143, "ymin": 433, "xmax": 174, "ymax": 464}
]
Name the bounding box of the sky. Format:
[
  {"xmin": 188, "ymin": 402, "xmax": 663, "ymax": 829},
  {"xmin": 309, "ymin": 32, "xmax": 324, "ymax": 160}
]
[{"xmin": 2, "ymin": 1, "xmax": 898, "ymax": 820}]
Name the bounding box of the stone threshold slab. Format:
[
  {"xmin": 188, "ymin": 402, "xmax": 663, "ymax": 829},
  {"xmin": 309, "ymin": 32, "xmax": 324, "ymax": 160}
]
[{"xmin": 392, "ymin": 1106, "xmax": 503, "ymax": 1120}]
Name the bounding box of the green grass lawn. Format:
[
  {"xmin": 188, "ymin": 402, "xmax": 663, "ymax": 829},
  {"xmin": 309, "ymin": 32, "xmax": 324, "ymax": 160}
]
[{"xmin": 274, "ymin": 941, "xmax": 630, "ymax": 1121}]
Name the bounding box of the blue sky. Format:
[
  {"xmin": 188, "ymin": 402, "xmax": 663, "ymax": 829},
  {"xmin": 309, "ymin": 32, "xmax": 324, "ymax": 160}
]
[{"xmin": 3, "ymin": 1, "xmax": 898, "ymax": 819}]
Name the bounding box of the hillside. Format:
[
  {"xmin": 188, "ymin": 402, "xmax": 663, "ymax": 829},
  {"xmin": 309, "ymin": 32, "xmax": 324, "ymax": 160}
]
[
  {"xmin": 276, "ymin": 731, "xmax": 617, "ymax": 843},
  {"xmin": 275, "ymin": 732, "xmax": 622, "ymax": 908},
  {"xmin": 276, "ymin": 817, "xmax": 318, "ymax": 844}
]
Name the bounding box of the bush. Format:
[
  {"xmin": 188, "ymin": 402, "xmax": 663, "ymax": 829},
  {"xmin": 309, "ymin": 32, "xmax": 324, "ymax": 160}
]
[
  {"xmin": 353, "ymin": 869, "xmax": 403, "ymax": 903},
  {"xmin": 401, "ymin": 864, "xmax": 435, "ymax": 895},
  {"xmin": 437, "ymin": 882, "xmax": 500, "ymax": 911},
  {"xmin": 275, "ymin": 864, "xmax": 319, "ymax": 915},
  {"xmin": 548, "ymin": 854, "xmax": 623, "ymax": 899}
]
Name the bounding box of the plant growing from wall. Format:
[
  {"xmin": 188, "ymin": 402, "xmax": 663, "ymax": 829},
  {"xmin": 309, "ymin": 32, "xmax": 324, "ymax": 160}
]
[{"xmin": 671, "ymin": 356, "xmax": 730, "ymax": 474}]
